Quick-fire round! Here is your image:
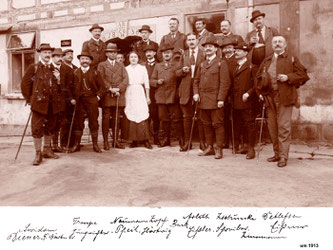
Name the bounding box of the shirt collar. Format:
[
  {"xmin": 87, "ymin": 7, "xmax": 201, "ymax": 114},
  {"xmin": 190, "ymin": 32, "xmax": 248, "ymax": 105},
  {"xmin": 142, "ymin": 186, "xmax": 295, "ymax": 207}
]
[
  {"xmin": 237, "ymin": 57, "xmax": 247, "ymax": 67},
  {"xmin": 147, "ymin": 58, "xmax": 155, "ymax": 63},
  {"xmin": 81, "ymin": 66, "xmax": 90, "ymax": 72},
  {"xmin": 274, "ymin": 50, "xmax": 285, "ymax": 58},
  {"xmin": 108, "ymin": 58, "xmax": 116, "ymax": 64},
  {"xmin": 223, "ymin": 31, "xmax": 232, "ymax": 37},
  {"xmin": 40, "ymin": 59, "xmax": 51, "ymax": 66},
  {"xmin": 256, "ymin": 25, "xmax": 266, "ymax": 33},
  {"xmin": 92, "ymin": 37, "xmax": 100, "ymax": 43},
  {"xmin": 207, "ymin": 54, "xmax": 216, "ymax": 62},
  {"xmin": 225, "ymin": 53, "xmax": 234, "ymax": 59},
  {"xmin": 63, "ymin": 61, "xmax": 73, "ymax": 68},
  {"xmin": 199, "ymin": 29, "xmax": 206, "ymax": 36},
  {"xmin": 52, "ymin": 61, "xmax": 61, "ymax": 69}
]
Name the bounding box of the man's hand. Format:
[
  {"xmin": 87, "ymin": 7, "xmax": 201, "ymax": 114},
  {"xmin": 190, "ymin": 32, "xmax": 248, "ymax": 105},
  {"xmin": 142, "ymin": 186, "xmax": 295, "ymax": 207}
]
[
  {"xmin": 70, "ymin": 99, "xmax": 76, "ymax": 105},
  {"xmin": 217, "ymin": 101, "xmax": 224, "ymax": 108},
  {"xmin": 97, "ymin": 96, "xmax": 101, "ymax": 101},
  {"xmin": 259, "ymin": 94, "xmax": 264, "ymax": 102},
  {"xmin": 146, "ymin": 97, "xmax": 151, "ymax": 105},
  {"xmin": 157, "ymin": 79, "xmax": 164, "ymax": 85},
  {"xmin": 277, "ymin": 74, "xmax": 288, "ymax": 82},
  {"xmin": 193, "ymin": 94, "xmax": 200, "ymax": 102},
  {"xmin": 183, "ymin": 66, "xmax": 190, "ymax": 73},
  {"xmin": 242, "ymin": 93, "xmax": 250, "ymax": 102},
  {"xmin": 250, "ymin": 36, "xmax": 258, "ymax": 44}
]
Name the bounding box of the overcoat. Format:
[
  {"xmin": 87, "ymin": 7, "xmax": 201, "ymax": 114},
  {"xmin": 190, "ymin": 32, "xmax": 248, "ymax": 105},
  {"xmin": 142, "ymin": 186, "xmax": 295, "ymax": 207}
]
[
  {"xmin": 81, "ymin": 39, "xmax": 107, "ymax": 68},
  {"xmin": 60, "ymin": 62, "xmax": 77, "ymax": 102},
  {"xmin": 157, "ymin": 31, "xmax": 187, "ymax": 61},
  {"xmin": 133, "ymin": 39, "xmax": 159, "ymax": 63}
]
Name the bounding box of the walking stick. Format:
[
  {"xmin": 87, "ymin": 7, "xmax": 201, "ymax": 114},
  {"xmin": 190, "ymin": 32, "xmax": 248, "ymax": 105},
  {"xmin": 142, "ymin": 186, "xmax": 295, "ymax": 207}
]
[
  {"xmin": 187, "ymin": 101, "xmax": 199, "ymax": 155},
  {"xmin": 230, "ymin": 107, "xmax": 235, "ymax": 154},
  {"xmin": 113, "ymin": 94, "xmax": 120, "ymax": 149},
  {"xmin": 66, "ymin": 104, "xmax": 76, "ymax": 153},
  {"xmin": 15, "ymin": 111, "xmax": 32, "ymax": 161},
  {"xmin": 257, "ymin": 103, "xmax": 266, "ymax": 163}
]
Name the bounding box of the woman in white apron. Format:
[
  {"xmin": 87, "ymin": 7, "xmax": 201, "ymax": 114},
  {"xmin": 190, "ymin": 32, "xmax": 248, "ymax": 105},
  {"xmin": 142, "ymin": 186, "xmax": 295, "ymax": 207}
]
[{"xmin": 124, "ymin": 51, "xmax": 152, "ymax": 149}]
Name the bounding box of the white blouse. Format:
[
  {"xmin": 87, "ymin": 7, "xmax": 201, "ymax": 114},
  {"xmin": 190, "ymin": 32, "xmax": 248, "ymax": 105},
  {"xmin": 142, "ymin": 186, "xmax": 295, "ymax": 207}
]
[{"xmin": 125, "ymin": 64, "xmax": 149, "ymax": 89}]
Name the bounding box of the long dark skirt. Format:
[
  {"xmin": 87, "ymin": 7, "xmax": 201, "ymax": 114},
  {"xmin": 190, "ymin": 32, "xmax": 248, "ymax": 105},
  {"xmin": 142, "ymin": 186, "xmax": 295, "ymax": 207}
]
[{"xmin": 127, "ymin": 119, "xmax": 150, "ymax": 141}]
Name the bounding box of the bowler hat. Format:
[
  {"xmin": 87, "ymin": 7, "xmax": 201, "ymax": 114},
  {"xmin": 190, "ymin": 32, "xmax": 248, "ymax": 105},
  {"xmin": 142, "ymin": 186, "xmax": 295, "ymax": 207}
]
[
  {"xmin": 220, "ymin": 37, "xmax": 236, "ymax": 48},
  {"xmin": 77, "ymin": 52, "xmax": 93, "ymax": 60},
  {"xmin": 143, "ymin": 44, "xmax": 157, "ymax": 52},
  {"xmin": 138, "ymin": 25, "xmax": 153, "ymax": 33},
  {"xmin": 89, "ymin": 23, "xmax": 104, "ymax": 32},
  {"xmin": 159, "ymin": 44, "xmax": 174, "ymax": 53},
  {"xmin": 202, "ymin": 36, "xmax": 219, "ymax": 47},
  {"xmin": 37, "ymin": 43, "xmax": 54, "ymax": 52},
  {"xmin": 63, "ymin": 49, "xmax": 73, "ymax": 54},
  {"xmin": 52, "ymin": 48, "xmax": 63, "ymax": 56},
  {"xmin": 105, "ymin": 43, "xmax": 120, "ymax": 52},
  {"xmin": 250, "ymin": 10, "xmax": 265, "ymax": 23},
  {"xmin": 234, "ymin": 43, "xmax": 250, "ymax": 52}
]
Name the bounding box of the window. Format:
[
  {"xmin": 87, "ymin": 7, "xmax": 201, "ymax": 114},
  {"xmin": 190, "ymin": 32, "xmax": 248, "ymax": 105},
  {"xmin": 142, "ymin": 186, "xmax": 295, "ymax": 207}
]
[
  {"xmin": 7, "ymin": 32, "xmax": 36, "ymax": 93},
  {"xmin": 185, "ymin": 11, "xmax": 226, "ymax": 34}
]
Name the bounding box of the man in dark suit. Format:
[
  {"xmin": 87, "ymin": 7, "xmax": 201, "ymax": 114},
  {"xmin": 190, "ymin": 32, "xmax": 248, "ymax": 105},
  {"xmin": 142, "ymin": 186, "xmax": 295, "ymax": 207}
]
[
  {"xmin": 21, "ymin": 43, "xmax": 64, "ymax": 165},
  {"xmin": 256, "ymin": 36, "xmax": 309, "ymax": 167},
  {"xmin": 232, "ymin": 43, "xmax": 256, "ymax": 159},
  {"xmin": 151, "ymin": 44, "xmax": 184, "ymax": 149},
  {"xmin": 97, "ymin": 43, "xmax": 129, "ymax": 150},
  {"xmin": 144, "ymin": 44, "xmax": 160, "ymax": 145},
  {"xmin": 157, "ymin": 18, "xmax": 187, "ymax": 62},
  {"xmin": 70, "ymin": 52, "xmax": 106, "ymax": 153},
  {"xmin": 194, "ymin": 18, "xmax": 214, "ymax": 49},
  {"xmin": 176, "ymin": 33, "xmax": 205, "ymax": 152},
  {"xmin": 193, "ymin": 37, "xmax": 231, "ymax": 159},
  {"xmin": 133, "ymin": 25, "xmax": 159, "ymax": 63},
  {"xmin": 59, "ymin": 49, "xmax": 78, "ymax": 149},
  {"xmin": 81, "ymin": 24, "xmax": 107, "ymax": 69},
  {"xmin": 216, "ymin": 20, "xmax": 244, "ymax": 47}
]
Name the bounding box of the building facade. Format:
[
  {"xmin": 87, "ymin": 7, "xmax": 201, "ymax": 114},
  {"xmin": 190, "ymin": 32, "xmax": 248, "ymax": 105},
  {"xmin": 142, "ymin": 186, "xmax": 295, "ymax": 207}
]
[{"xmin": 0, "ymin": 0, "xmax": 332, "ymax": 142}]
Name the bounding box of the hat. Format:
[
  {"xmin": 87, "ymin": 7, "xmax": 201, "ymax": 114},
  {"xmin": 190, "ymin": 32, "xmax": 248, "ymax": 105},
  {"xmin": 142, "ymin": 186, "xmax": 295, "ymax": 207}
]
[
  {"xmin": 160, "ymin": 44, "xmax": 174, "ymax": 53},
  {"xmin": 105, "ymin": 43, "xmax": 120, "ymax": 52},
  {"xmin": 37, "ymin": 43, "xmax": 54, "ymax": 52},
  {"xmin": 220, "ymin": 37, "xmax": 236, "ymax": 48},
  {"xmin": 138, "ymin": 25, "xmax": 153, "ymax": 33},
  {"xmin": 143, "ymin": 44, "xmax": 157, "ymax": 52},
  {"xmin": 250, "ymin": 10, "xmax": 265, "ymax": 23},
  {"xmin": 52, "ymin": 48, "xmax": 63, "ymax": 56},
  {"xmin": 77, "ymin": 52, "xmax": 93, "ymax": 60},
  {"xmin": 234, "ymin": 43, "xmax": 250, "ymax": 52},
  {"xmin": 202, "ymin": 36, "xmax": 219, "ymax": 47},
  {"xmin": 89, "ymin": 23, "xmax": 104, "ymax": 32},
  {"xmin": 63, "ymin": 49, "xmax": 73, "ymax": 54}
]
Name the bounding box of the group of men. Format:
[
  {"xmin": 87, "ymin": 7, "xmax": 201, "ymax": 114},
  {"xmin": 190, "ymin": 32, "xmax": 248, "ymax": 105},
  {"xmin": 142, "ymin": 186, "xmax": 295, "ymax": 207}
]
[{"xmin": 21, "ymin": 10, "xmax": 309, "ymax": 168}]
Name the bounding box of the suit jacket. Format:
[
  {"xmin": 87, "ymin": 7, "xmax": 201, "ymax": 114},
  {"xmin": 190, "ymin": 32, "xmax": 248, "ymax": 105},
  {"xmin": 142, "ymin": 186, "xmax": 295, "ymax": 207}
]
[
  {"xmin": 216, "ymin": 32, "xmax": 244, "ymax": 47},
  {"xmin": 21, "ymin": 62, "xmax": 65, "ymax": 115},
  {"xmin": 255, "ymin": 52, "xmax": 309, "ymax": 106},
  {"xmin": 133, "ymin": 39, "xmax": 159, "ymax": 63},
  {"xmin": 73, "ymin": 67, "xmax": 106, "ymax": 101},
  {"xmin": 245, "ymin": 26, "xmax": 279, "ymax": 60},
  {"xmin": 232, "ymin": 60, "xmax": 255, "ymax": 110},
  {"xmin": 157, "ymin": 31, "xmax": 187, "ymax": 61},
  {"xmin": 223, "ymin": 54, "xmax": 238, "ymax": 81},
  {"xmin": 60, "ymin": 62, "xmax": 77, "ymax": 102},
  {"xmin": 150, "ymin": 61, "xmax": 179, "ymax": 104},
  {"xmin": 81, "ymin": 38, "xmax": 107, "ymax": 69},
  {"xmin": 193, "ymin": 56, "xmax": 231, "ymax": 109},
  {"xmin": 176, "ymin": 48, "xmax": 205, "ymax": 105},
  {"xmin": 144, "ymin": 61, "xmax": 157, "ymax": 102},
  {"xmin": 97, "ymin": 60, "xmax": 128, "ymax": 107},
  {"xmin": 198, "ymin": 29, "xmax": 215, "ymax": 48}
]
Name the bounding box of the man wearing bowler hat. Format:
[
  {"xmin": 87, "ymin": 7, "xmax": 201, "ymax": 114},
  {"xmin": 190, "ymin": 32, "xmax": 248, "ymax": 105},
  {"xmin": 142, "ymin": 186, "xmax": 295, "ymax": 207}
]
[
  {"xmin": 133, "ymin": 25, "xmax": 159, "ymax": 63},
  {"xmin": 21, "ymin": 43, "xmax": 65, "ymax": 165},
  {"xmin": 82, "ymin": 24, "xmax": 107, "ymax": 69},
  {"xmin": 70, "ymin": 52, "xmax": 106, "ymax": 153},
  {"xmin": 97, "ymin": 43, "xmax": 128, "ymax": 150},
  {"xmin": 245, "ymin": 10, "xmax": 279, "ymax": 72},
  {"xmin": 193, "ymin": 37, "xmax": 231, "ymax": 159}
]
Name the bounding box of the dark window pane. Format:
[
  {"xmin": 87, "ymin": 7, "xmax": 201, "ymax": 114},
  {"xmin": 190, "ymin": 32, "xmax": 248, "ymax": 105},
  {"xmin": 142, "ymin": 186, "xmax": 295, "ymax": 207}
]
[
  {"xmin": 24, "ymin": 52, "xmax": 35, "ymax": 72},
  {"xmin": 8, "ymin": 32, "xmax": 35, "ymax": 49},
  {"xmin": 12, "ymin": 53, "xmax": 22, "ymax": 92}
]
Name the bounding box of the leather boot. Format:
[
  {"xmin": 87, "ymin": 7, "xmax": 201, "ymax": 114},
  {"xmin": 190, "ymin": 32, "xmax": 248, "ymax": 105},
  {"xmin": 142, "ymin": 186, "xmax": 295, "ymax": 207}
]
[
  {"xmin": 180, "ymin": 140, "xmax": 192, "ymax": 152},
  {"xmin": 129, "ymin": 141, "xmax": 138, "ymax": 148},
  {"xmin": 69, "ymin": 134, "xmax": 82, "ymax": 153},
  {"xmin": 102, "ymin": 123, "xmax": 110, "ymax": 150},
  {"xmin": 113, "ymin": 140, "xmax": 125, "ymax": 149},
  {"xmin": 92, "ymin": 135, "xmax": 102, "ymax": 153},
  {"xmin": 199, "ymin": 141, "xmax": 207, "ymax": 151},
  {"xmin": 198, "ymin": 145, "xmax": 215, "ymax": 156},
  {"xmin": 43, "ymin": 136, "xmax": 59, "ymax": 159},
  {"xmin": 52, "ymin": 132, "xmax": 64, "ymax": 153},
  {"xmin": 144, "ymin": 140, "xmax": 153, "ymax": 149},
  {"xmin": 246, "ymin": 147, "xmax": 255, "ymax": 160},
  {"xmin": 158, "ymin": 137, "xmax": 170, "ymax": 147},
  {"xmin": 104, "ymin": 141, "xmax": 110, "ymax": 150},
  {"xmin": 214, "ymin": 147, "xmax": 223, "ymax": 159},
  {"xmin": 153, "ymin": 133, "xmax": 160, "ymax": 146},
  {"xmin": 178, "ymin": 137, "xmax": 185, "ymax": 151},
  {"xmin": 33, "ymin": 138, "xmax": 43, "ymax": 165}
]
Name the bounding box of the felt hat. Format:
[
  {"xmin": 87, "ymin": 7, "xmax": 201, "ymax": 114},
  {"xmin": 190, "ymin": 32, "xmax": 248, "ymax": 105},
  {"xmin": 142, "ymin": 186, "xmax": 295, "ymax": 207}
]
[
  {"xmin": 250, "ymin": 10, "xmax": 266, "ymax": 23},
  {"xmin": 89, "ymin": 23, "xmax": 104, "ymax": 32},
  {"xmin": 159, "ymin": 44, "xmax": 174, "ymax": 53},
  {"xmin": 37, "ymin": 43, "xmax": 54, "ymax": 52},
  {"xmin": 63, "ymin": 49, "xmax": 73, "ymax": 54},
  {"xmin": 138, "ymin": 25, "xmax": 153, "ymax": 33},
  {"xmin": 202, "ymin": 36, "xmax": 219, "ymax": 47},
  {"xmin": 105, "ymin": 43, "xmax": 120, "ymax": 52},
  {"xmin": 220, "ymin": 37, "xmax": 236, "ymax": 48},
  {"xmin": 52, "ymin": 48, "xmax": 63, "ymax": 56},
  {"xmin": 234, "ymin": 43, "xmax": 250, "ymax": 52},
  {"xmin": 143, "ymin": 44, "xmax": 157, "ymax": 52},
  {"xmin": 77, "ymin": 52, "xmax": 93, "ymax": 60}
]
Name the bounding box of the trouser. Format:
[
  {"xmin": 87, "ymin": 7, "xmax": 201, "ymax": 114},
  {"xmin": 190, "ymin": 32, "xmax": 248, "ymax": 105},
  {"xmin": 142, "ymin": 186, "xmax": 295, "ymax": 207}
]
[
  {"xmin": 149, "ymin": 91, "xmax": 159, "ymax": 136},
  {"xmin": 158, "ymin": 103, "xmax": 183, "ymax": 138},
  {"xmin": 200, "ymin": 108, "xmax": 225, "ymax": 148},
  {"xmin": 180, "ymin": 101, "xmax": 194, "ymax": 141},
  {"xmin": 197, "ymin": 109, "xmax": 205, "ymax": 143},
  {"xmin": 31, "ymin": 103, "xmax": 58, "ymax": 138},
  {"xmin": 73, "ymin": 95, "xmax": 99, "ymax": 137},
  {"xmin": 233, "ymin": 108, "xmax": 256, "ymax": 150},
  {"xmin": 60, "ymin": 101, "xmax": 75, "ymax": 147},
  {"xmin": 102, "ymin": 106, "xmax": 124, "ymax": 142},
  {"xmin": 224, "ymin": 102, "xmax": 231, "ymax": 146},
  {"xmin": 265, "ymin": 91, "xmax": 293, "ymax": 160}
]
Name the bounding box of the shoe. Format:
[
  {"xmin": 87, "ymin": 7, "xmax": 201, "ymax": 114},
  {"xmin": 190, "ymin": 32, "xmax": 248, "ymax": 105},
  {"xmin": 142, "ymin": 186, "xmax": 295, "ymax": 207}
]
[
  {"xmin": 69, "ymin": 144, "xmax": 80, "ymax": 153},
  {"xmin": 198, "ymin": 145, "xmax": 215, "ymax": 156},
  {"xmin": 129, "ymin": 141, "xmax": 138, "ymax": 148},
  {"xmin": 93, "ymin": 143, "xmax": 102, "ymax": 153},
  {"xmin": 32, "ymin": 151, "xmax": 43, "ymax": 165},
  {"xmin": 178, "ymin": 137, "xmax": 185, "ymax": 148},
  {"xmin": 214, "ymin": 147, "xmax": 223, "ymax": 159},
  {"xmin": 144, "ymin": 141, "xmax": 153, "ymax": 149},
  {"xmin": 153, "ymin": 135, "xmax": 160, "ymax": 146},
  {"xmin": 235, "ymin": 147, "xmax": 248, "ymax": 154},
  {"xmin": 104, "ymin": 141, "xmax": 110, "ymax": 150},
  {"xmin": 113, "ymin": 140, "xmax": 125, "ymax": 149},
  {"xmin": 267, "ymin": 155, "xmax": 280, "ymax": 162},
  {"xmin": 199, "ymin": 141, "xmax": 207, "ymax": 151},
  {"xmin": 246, "ymin": 148, "xmax": 255, "ymax": 159},
  {"xmin": 52, "ymin": 145, "xmax": 64, "ymax": 153},
  {"xmin": 43, "ymin": 148, "xmax": 59, "ymax": 159},
  {"xmin": 278, "ymin": 158, "xmax": 287, "ymax": 168},
  {"xmin": 222, "ymin": 144, "xmax": 229, "ymax": 149},
  {"xmin": 179, "ymin": 141, "xmax": 192, "ymax": 152},
  {"xmin": 158, "ymin": 137, "xmax": 170, "ymax": 147}
]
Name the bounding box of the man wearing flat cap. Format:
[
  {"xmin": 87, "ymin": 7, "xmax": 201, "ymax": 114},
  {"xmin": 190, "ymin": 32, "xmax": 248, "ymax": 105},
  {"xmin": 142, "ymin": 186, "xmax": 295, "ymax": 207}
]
[
  {"xmin": 82, "ymin": 24, "xmax": 107, "ymax": 69},
  {"xmin": 70, "ymin": 52, "xmax": 107, "ymax": 153},
  {"xmin": 21, "ymin": 43, "xmax": 65, "ymax": 165},
  {"xmin": 97, "ymin": 43, "xmax": 129, "ymax": 150},
  {"xmin": 193, "ymin": 37, "xmax": 231, "ymax": 159},
  {"xmin": 133, "ymin": 25, "xmax": 159, "ymax": 63}
]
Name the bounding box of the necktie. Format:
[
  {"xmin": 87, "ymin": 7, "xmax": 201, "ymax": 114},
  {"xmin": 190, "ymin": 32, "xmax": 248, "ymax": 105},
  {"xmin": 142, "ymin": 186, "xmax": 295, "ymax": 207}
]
[
  {"xmin": 172, "ymin": 33, "xmax": 175, "ymax": 39},
  {"xmin": 258, "ymin": 28, "xmax": 265, "ymax": 44},
  {"xmin": 190, "ymin": 49, "xmax": 195, "ymax": 65}
]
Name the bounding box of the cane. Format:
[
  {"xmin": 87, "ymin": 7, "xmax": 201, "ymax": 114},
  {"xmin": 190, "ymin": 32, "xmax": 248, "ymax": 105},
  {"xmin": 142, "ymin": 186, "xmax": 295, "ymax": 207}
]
[
  {"xmin": 66, "ymin": 103, "xmax": 76, "ymax": 153},
  {"xmin": 15, "ymin": 111, "xmax": 32, "ymax": 161},
  {"xmin": 230, "ymin": 107, "xmax": 235, "ymax": 154},
  {"xmin": 187, "ymin": 101, "xmax": 199, "ymax": 155},
  {"xmin": 257, "ymin": 103, "xmax": 266, "ymax": 163},
  {"xmin": 113, "ymin": 94, "xmax": 120, "ymax": 149}
]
